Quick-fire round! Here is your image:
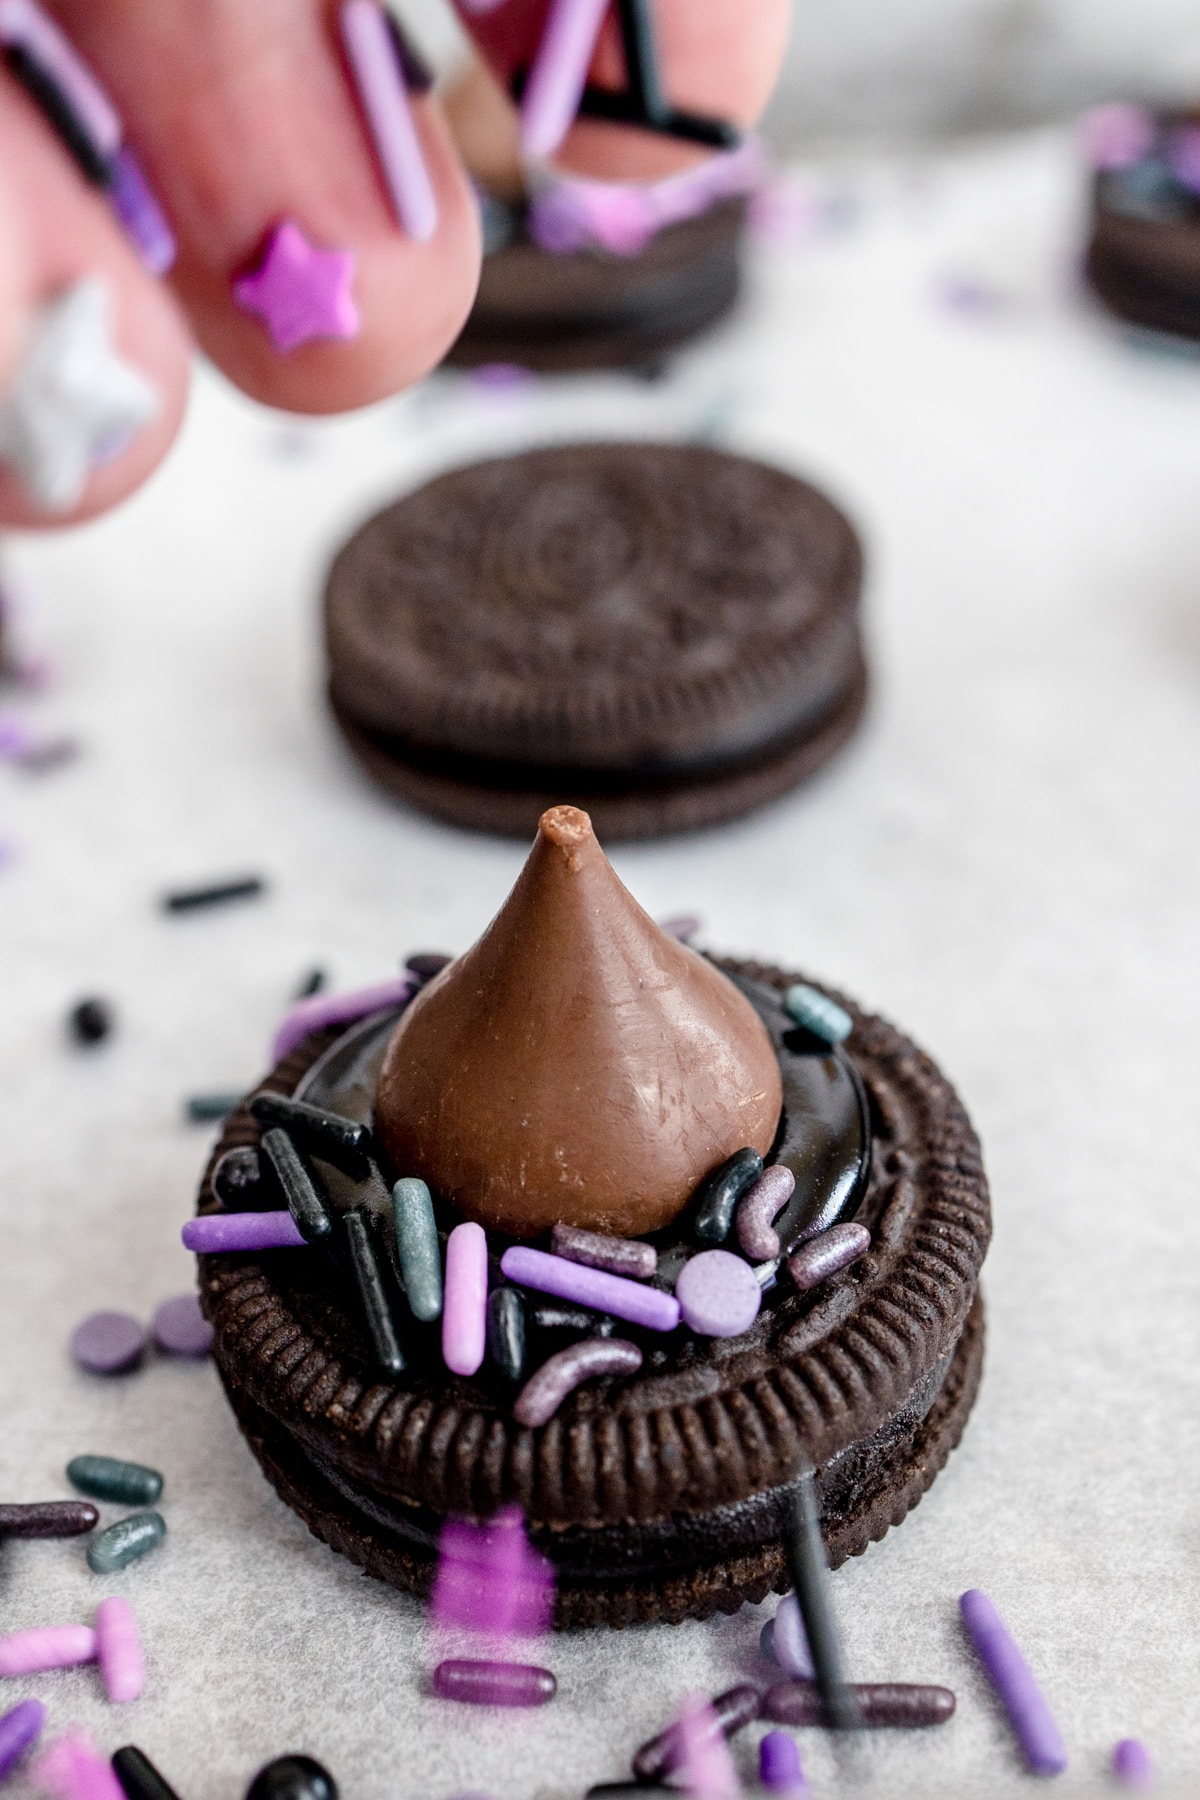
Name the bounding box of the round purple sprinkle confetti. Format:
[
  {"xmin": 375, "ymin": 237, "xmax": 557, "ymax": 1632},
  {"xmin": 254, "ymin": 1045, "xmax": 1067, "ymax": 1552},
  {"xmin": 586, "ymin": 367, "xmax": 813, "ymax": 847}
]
[
  {"xmin": 151, "ymin": 1293, "xmax": 213, "ymax": 1359},
  {"xmin": 70, "ymin": 1310, "xmax": 146, "ymax": 1375},
  {"xmin": 675, "ymin": 1249, "xmax": 761, "ymax": 1338}
]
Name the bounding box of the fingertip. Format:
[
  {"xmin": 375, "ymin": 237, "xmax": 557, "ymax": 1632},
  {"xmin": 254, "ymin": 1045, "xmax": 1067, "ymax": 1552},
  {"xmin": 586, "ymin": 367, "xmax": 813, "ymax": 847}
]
[{"xmin": 0, "ymin": 80, "xmax": 191, "ymax": 529}]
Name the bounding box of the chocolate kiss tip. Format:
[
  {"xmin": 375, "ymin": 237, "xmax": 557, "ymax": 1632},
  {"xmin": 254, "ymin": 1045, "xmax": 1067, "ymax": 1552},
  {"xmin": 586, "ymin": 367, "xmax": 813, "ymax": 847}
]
[{"xmin": 375, "ymin": 813, "xmax": 783, "ymax": 1240}]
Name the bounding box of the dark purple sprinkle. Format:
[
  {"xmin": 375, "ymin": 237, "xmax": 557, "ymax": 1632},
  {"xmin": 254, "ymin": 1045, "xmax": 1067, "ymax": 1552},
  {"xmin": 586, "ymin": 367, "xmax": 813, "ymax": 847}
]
[
  {"xmin": 112, "ymin": 1743, "xmax": 185, "ymax": 1800},
  {"xmin": 68, "ymin": 997, "xmax": 112, "ymax": 1045},
  {"xmin": 787, "ymin": 1223, "xmax": 871, "ymax": 1293},
  {"xmin": 432, "ymin": 1659, "xmax": 556, "ymax": 1707},
  {"xmin": 18, "ymin": 736, "xmax": 81, "ymax": 774},
  {"xmin": 632, "ymin": 1684, "xmax": 762, "ymax": 1782},
  {"xmin": 405, "ymin": 952, "xmax": 452, "ymax": 982},
  {"xmin": 764, "ymin": 1680, "xmax": 956, "ymax": 1728},
  {"xmin": 0, "ymin": 1500, "xmax": 99, "ymax": 1537},
  {"xmin": 151, "ymin": 1294, "xmax": 213, "ymax": 1359},
  {"xmin": 161, "ymin": 876, "xmax": 265, "ymax": 914},
  {"xmin": 70, "ymin": 1310, "xmax": 146, "ymax": 1376}
]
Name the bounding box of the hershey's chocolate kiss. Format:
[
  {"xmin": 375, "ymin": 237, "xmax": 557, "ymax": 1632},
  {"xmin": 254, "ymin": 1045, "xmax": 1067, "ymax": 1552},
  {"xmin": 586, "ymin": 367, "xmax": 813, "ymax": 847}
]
[{"xmin": 374, "ymin": 806, "xmax": 782, "ymax": 1238}]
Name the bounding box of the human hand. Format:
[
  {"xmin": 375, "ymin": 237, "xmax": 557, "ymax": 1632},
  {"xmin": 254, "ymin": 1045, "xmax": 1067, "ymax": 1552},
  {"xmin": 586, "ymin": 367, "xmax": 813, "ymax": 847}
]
[{"xmin": 0, "ymin": 0, "xmax": 789, "ymax": 528}]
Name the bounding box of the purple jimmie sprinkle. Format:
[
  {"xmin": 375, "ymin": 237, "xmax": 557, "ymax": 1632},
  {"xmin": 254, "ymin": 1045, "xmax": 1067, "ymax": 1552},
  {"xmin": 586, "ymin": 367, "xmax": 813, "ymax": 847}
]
[
  {"xmin": 108, "ymin": 147, "xmax": 176, "ymax": 274},
  {"xmin": 0, "ymin": 1698, "xmax": 46, "ymax": 1781},
  {"xmin": 1111, "ymin": 1739, "xmax": 1155, "ymax": 1788},
  {"xmin": 272, "ymin": 975, "xmax": 414, "ymax": 1063},
  {"xmin": 960, "ymin": 1589, "xmax": 1067, "ymax": 1776},
  {"xmin": 182, "ymin": 1210, "xmax": 306, "ymax": 1253}
]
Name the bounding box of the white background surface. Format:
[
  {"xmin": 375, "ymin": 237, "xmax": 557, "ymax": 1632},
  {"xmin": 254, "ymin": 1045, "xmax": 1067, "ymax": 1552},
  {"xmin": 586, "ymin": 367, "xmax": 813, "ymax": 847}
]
[{"xmin": 1, "ymin": 127, "xmax": 1200, "ymax": 1799}]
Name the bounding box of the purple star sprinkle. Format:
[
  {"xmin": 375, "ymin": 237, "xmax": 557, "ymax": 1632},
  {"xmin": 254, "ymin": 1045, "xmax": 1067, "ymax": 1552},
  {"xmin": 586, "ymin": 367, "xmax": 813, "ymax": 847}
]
[{"xmin": 233, "ymin": 221, "xmax": 360, "ymax": 353}]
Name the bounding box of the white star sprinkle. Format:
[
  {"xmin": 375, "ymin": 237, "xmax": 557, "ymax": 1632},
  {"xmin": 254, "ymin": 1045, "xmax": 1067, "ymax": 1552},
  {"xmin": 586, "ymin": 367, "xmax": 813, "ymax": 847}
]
[{"xmin": 0, "ymin": 277, "xmax": 159, "ymax": 512}]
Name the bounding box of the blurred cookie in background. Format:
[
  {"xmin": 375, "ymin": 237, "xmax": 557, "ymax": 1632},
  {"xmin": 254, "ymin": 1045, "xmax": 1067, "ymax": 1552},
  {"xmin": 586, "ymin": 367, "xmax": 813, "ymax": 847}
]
[
  {"xmin": 323, "ymin": 442, "xmax": 867, "ymax": 840},
  {"xmin": 441, "ymin": 58, "xmax": 761, "ymax": 374},
  {"xmin": 1083, "ymin": 102, "xmax": 1200, "ymax": 342}
]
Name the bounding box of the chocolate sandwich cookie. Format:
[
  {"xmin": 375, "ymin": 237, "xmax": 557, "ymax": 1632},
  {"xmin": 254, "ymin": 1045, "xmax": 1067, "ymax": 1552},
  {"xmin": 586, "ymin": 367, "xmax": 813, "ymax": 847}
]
[
  {"xmin": 324, "ymin": 443, "xmax": 866, "ymax": 840},
  {"xmin": 1085, "ymin": 107, "xmax": 1200, "ymax": 340},
  {"xmin": 193, "ymin": 811, "xmax": 987, "ymax": 1630},
  {"xmin": 445, "ymin": 197, "xmax": 746, "ymax": 374}
]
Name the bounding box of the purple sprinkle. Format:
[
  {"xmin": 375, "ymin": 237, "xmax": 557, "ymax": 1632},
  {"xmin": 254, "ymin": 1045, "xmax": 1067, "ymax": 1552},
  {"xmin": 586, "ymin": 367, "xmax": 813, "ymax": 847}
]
[
  {"xmin": 432, "ymin": 1659, "xmax": 556, "ymax": 1707},
  {"xmin": 499, "ymin": 1245, "xmax": 680, "ymax": 1333},
  {"xmin": 787, "ymin": 1223, "xmax": 870, "ymax": 1293},
  {"xmin": 272, "ymin": 975, "xmax": 414, "ymax": 1063},
  {"xmin": 432, "ymin": 1505, "xmax": 555, "ymax": 1638},
  {"xmin": 675, "ymin": 1249, "xmax": 761, "ymax": 1338},
  {"xmin": 150, "ymin": 1292, "xmax": 213, "ymax": 1358},
  {"xmin": 550, "ymin": 1222, "xmax": 656, "ymax": 1282},
  {"xmin": 70, "ymin": 1310, "xmax": 146, "ymax": 1376},
  {"xmin": 1112, "ymin": 1740, "xmax": 1155, "ymax": 1788},
  {"xmin": 772, "ymin": 1592, "xmax": 815, "ymax": 1679},
  {"xmin": 936, "ymin": 273, "xmax": 1006, "ymax": 315},
  {"xmin": 0, "ymin": 716, "xmax": 32, "ymax": 757},
  {"xmin": 339, "ymin": 0, "xmax": 438, "ymax": 242},
  {"xmin": 1079, "ymin": 102, "xmax": 1156, "ymax": 171},
  {"xmin": 960, "ymin": 1589, "xmax": 1067, "ymax": 1776},
  {"xmin": 658, "ymin": 914, "xmax": 702, "ymax": 943},
  {"xmin": 759, "ymin": 1730, "xmax": 807, "ymax": 1794},
  {"xmin": 469, "ymin": 362, "xmax": 535, "ymax": 393},
  {"xmin": 736, "ymin": 1165, "xmax": 796, "ymax": 1260},
  {"xmin": 1166, "ymin": 126, "xmax": 1200, "ymax": 197},
  {"xmin": 512, "ymin": 1337, "xmax": 642, "ymax": 1427},
  {"xmin": 108, "ymin": 147, "xmax": 177, "ymax": 275},
  {"xmin": 181, "ymin": 1210, "xmax": 307, "ymax": 1253},
  {"xmin": 0, "ymin": 1698, "xmax": 46, "ymax": 1781}
]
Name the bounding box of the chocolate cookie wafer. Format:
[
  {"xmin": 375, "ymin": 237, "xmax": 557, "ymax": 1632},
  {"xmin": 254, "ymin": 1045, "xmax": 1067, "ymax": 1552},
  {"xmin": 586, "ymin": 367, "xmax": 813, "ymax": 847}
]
[
  {"xmin": 1085, "ymin": 106, "xmax": 1200, "ymax": 341},
  {"xmin": 195, "ymin": 961, "xmax": 988, "ymax": 1629},
  {"xmin": 324, "ymin": 442, "xmax": 867, "ymax": 839}
]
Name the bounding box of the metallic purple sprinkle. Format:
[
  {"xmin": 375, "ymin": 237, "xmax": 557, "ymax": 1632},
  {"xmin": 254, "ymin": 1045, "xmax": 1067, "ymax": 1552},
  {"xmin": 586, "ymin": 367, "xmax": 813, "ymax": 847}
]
[
  {"xmin": 1112, "ymin": 1739, "xmax": 1155, "ymax": 1788},
  {"xmin": 150, "ymin": 1293, "xmax": 213, "ymax": 1358},
  {"xmin": 432, "ymin": 1659, "xmax": 556, "ymax": 1707},
  {"xmin": 272, "ymin": 975, "xmax": 414, "ymax": 1063},
  {"xmin": 675, "ymin": 1249, "xmax": 761, "ymax": 1338},
  {"xmin": 960, "ymin": 1589, "xmax": 1067, "ymax": 1776},
  {"xmin": 500, "ymin": 1245, "xmax": 680, "ymax": 1333},
  {"xmin": 787, "ymin": 1223, "xmax": 870, "ymax": 1293},
  {"xmin": 513, "ymin": 1337, "xmax": 642, "ymax": 1427},
  {"xmin": 181, "ymin": 1211, "xmax": 306, "ymax": 1253},
  {"xmin": 69, "ymin": 1311, "xmax": 146, "ymax": 1376},
  {"xmin": 108, "ymin": 147, "xmax": 177, "ymax": 275},
  {"xmin": 0, "ymin": 1698, "xmax": 46, "ymax": 1781},
  {"xmin": 736, "ymin": 1165, "xmax": 796, "ymax": 1260},
  {"xmin": 550, "ymin": 1222, "xmax": 656, "ymax": 1282}
]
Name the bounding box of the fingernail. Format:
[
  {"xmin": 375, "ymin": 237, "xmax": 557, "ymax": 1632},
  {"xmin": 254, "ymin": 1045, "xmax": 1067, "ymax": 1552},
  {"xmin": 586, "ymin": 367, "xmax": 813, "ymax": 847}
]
[
  {"xmin": 0, "ymin": 277, "xmax": 159, "ymax": 512},
  {"xmin": 340, "ymin": 0, "xmax": 438, "ymax": 242},
  {"xmin": 520, "ymin": 0, "xmax": 609, "ymax": 161}
]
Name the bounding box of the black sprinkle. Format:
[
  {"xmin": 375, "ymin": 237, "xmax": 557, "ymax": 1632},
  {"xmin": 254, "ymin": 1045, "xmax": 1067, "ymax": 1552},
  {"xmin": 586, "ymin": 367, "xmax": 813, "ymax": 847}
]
[
  {"xmin": 4, "ymin": 46, "xmax": 114, "ymax": 186},
  {"xmin": 185, "ymin": 1093, "xmax": 243, "ymax": 1123},
  {"xmin": 405, "ymin": 952, "xmax": 452, "ymax": 982},
  {"xmin": 384, "ymin": 13, "xmax": 433, "ymax": 93},
  {"xmin": 294, "ymin": 968, "xmax": 326, "ymax": 999},
  {"xmin": 69, "ymin": 997, "xmax": 112, "ymax": 1046},
  {"xmin": 161, "ymin": 876, "xmax": 265, "ymax": 914},
  {"xmin": 18, "ymin": 736, "xmax": 81, "ymax": 774},
  {"xmin": 783, "ymin": 1467, "xmax": 861, "ymax": 1729},
  {"xmin": 112, "ymin": 1747, "xmax": 184, "ymax": 1800}
]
